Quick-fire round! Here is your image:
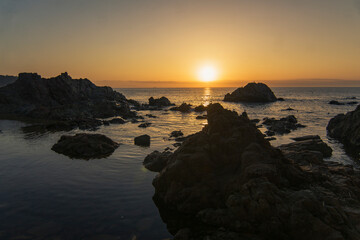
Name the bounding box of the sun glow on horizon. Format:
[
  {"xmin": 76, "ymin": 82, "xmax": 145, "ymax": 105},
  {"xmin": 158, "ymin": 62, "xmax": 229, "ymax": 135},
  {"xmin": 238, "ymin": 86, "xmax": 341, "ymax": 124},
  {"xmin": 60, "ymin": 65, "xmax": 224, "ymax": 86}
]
[{"xmin": 196, "ymin": 64, "xmax": 219, "ymax": 82}]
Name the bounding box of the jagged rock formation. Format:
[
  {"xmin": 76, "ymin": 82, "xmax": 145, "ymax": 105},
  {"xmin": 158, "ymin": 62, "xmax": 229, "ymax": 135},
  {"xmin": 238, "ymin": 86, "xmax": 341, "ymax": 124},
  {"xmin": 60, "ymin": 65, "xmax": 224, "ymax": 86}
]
[
  {"xmin": 263, "ymin": 115, "xmax": 306, "ymax": 135},
  {"xmin": 149, "ymin": 96, "xmax": 172, "ymax": 107},
  {"xmin": 51, "ymin": 133, "xmax": 119, "ymax": 159},
  {"xmin": 327, "ymin": 105, "xmax": 360, "ymax": 154},
  {"xmin": 224, "ymin": 83, "xmax": 277, "ymax": 103},
  {"xmin": 0, "ymin": 72, "xmax": 132, "ymax": 121},
  {"xmin": 150, "ymin": 103, "xmax": 360, "ymax": 240},
  {"xmin": 170, "ymin": 103, "xmax": 192, "ymax": 112}
]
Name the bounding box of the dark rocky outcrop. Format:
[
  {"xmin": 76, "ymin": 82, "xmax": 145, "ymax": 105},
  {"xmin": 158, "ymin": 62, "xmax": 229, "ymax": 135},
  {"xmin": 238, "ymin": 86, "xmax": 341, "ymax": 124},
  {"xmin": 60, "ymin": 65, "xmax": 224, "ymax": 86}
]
[
  {"xmin": 196, "ymin": 115, "xmax": 207, "ymax": 120},
  {"xmin": 138, "ymin": 122, "xmax": 152, "ymax": 128},
  {"xmin": 170, "ymin": 103, "xmax": 192, "ymax": 113},
  {"xmin": 134, "ymin": 134, "xmax": 150, "ymax": 147},
  {"xmin": 149, "ymin": 97, "xmax": 172, "ymax": 107},
  {"xmin": 51, "ymin": 133, "xmax": 119, "ymax": 159},
  {"xmin": 0, "ymin": 72, "xmax": 133, "ymax": 125},
  {"xmin": 224, "ymin": 83, "xmax": 277, "ymax": 103},
  {"xmin": 329, "ymin": 100, "xmax": 344, "ymax": 105},
  {"xmin": 0, "ymin": 75, "xmax": 17, "ymax": 87},
  {"xmin": 327, "ymin": 105, "xmax": 360, "ymax": 154},
  {"xmin": 170, "ymin": 131, "xmax": 183, "ymax": 138},
  {"xmin": 194, "ymin": 105, "xmax": 207, "ymax": 112},
  {"xmin": 143, "ymin": 150, "xmax": 173, "ymax": 172},
  {"xmin": 262, "ymin": 115, "xmax": 305, "ymax": 135},
  {"xmin": 109, "ymin": 118, "xmax": 126, "ymax": 124},
  {"xmin": 151, "ymin": 103, "xmax": 360, "ymax": 239}
]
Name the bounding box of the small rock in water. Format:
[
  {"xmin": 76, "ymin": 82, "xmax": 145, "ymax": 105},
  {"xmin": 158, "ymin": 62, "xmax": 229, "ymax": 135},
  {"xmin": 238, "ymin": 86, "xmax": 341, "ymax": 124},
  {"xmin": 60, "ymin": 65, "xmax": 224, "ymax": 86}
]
[
  {"xmin": 265, "ymin": 137, "xmax": 276, "ymax": 141},
  {"xmin": 277, "ymin": 97, "xmax": 285, "ymax": 101},
  {"xmin": 170, "ymin": 130, "xmax": 183, "ymax": 138},
  {"xmin": 109, "ymin": 118, "xmax": 126, "ymax": 124},
  {"xmin": 281, "ymin": 107, "xmax": 295, "ymax": 111},
  {"xmin": 196, "ymin": 115, "xmax": 207, "ymax": 120},
  {"xmin": 145, "ymin": 114, "xmax": 157, "ymax": 118},
  {"xmin": 51, "ymin": 134, "xmax": 119, "ymax": 159},
  {"xmin": 138, "ymin": 122, "xmax": 152, "ymax": 128},
  {"xmin": 194, "ymin": 104, "xmax": 207, "ymax": 112},
  {"xmin": 148, "ymin": 96, "xmax": 172, "ymax": 107},
  {"xmin": 347, "ymin": 101, "xmax": 358, "ymax": 105},
  {"xmin": 262, "ymin": 115, "xmax": 305, "ymax": 135},
  {"xmin": 329, "ymin": 100, "xmax": 344, "ymax": 105},
  {"xmin": 134, "ymin": 134, "xmax": 150, "ymax": 147},
  {"xmin": 170, "ymin": 103, "xmax": 192, "ymax": 112}
]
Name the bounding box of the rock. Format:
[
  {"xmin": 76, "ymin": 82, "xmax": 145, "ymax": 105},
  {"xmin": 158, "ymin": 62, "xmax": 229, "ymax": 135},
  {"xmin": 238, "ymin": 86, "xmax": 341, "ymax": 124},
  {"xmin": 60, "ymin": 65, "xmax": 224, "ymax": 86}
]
[
  {"xmin": 149, "ymin": 96, "xmax": 172, "ymax": 107},
  {"xmin": 145, "ymin": 114, "xmax": 157, "ymax": 118},
  {"xmin": 347, "ymin": 101, "xmax": 358, "ymax": 105},
  {"xmin": 262, "ymin": 115, "xmax": 305, "ymax": 135},
  {"xmin": 0, "ymin": 129, "xmax": 2, "ymax": 133},
  {"xmin": 327, "ymin": 105, "xmax": 360, "ymax": 154},
  {"xmin": 173, "ymin": 143, "xmax": 182, "ymax": 147},
  {"xmin": 51, "ymin": 133, "xmax": 119, "ymax": 159},
  {"xmin": 170, "ymin": 131, "xmax": 184, "ymax": 138},
  {"xmin": 170, "ymin": 103, "xmax": 192, "ymax": 113},
  {"xmin": 151, "ymin": 103, "xmax": 360, "ymax": 239},
  {"xmin": 138, "ymin": 122, "xmax": 152, "ymax": 128},
  {"xmin": 143, "ymin": 151, "xmax": 173, "ymax": 172},
  {"xmin": 277, "ymin": 97, "xmax": 285, "ymax": 101},
  {"xmin": 281, "ymin": 107, "xmax": 295, "ymax": 111},
  {"xmin": 109, "ymin": 118, "xmax": 126, "ymax": 124},
  {"xmin": 134, "ymin": 134, "xmax": 150, "ymax": 147},
  {"xmin": 329, "ymin": 100, "xmax": 344, "ymax": 105},
  {"xmin": 0, "ymin": 72, "xmax": 134, "ymax": 127},
  {"xmin": 194, "ymin": 105, "xmax": 207, "ymax": 112},
  {"xmin": 265, "ymin": 137, "xmax": 276, "ymax": 141},
  {"xmin": 224, "ymin": 83, "xmax": 277, "ymax": 103},
  {"xmin": 250, "ymin": 119, "xmax": 260, "ymax": 123},
  {"xmin": 279, "ymin": 135, "xmax": 332, "ymax": 165},
  {"xmin": 265, "ymin": 130, "xmax": 275, "ymax": 136},
  {"xmin": 196, "ymin": 115, "xmax": 207, "ymax": 120},
  {"xmin": 0, "ymin": 75, "xmax": 17, "ymax": 87}
]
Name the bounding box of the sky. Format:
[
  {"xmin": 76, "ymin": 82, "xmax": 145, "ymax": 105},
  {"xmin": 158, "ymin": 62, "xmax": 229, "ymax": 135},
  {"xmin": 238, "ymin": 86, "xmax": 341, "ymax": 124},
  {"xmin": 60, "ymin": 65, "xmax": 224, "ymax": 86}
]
[{"xmin": 1, "ymin": 0, "xmax": 360, "ymax": 87}]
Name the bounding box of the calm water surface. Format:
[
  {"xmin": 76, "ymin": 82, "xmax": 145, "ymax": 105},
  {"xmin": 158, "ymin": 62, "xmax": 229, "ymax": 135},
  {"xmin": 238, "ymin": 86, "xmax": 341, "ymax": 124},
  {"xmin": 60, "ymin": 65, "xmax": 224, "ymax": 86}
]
[{"xmin": 0, "ymin": 87, "xmax": 359, "ymax": 239}]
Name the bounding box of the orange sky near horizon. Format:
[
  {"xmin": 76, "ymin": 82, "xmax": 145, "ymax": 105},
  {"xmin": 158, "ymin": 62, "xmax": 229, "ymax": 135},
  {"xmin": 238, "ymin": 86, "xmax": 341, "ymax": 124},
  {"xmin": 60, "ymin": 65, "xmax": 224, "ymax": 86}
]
[{"xmin": 1, "ymin": 0, "xmax": 360, "ymax": 87}]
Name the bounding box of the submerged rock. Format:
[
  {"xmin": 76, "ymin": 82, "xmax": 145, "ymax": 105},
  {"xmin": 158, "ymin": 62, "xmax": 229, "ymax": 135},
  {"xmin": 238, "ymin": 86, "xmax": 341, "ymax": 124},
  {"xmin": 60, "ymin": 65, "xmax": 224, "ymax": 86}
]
[
  {"xmin": 196, "ymin": 115, "xmax": 207, "ymax": 120},
  {"xmin": 149, "ymin": 96, "xmax": 172, "ymax": 107},
  {"xmin": 170, "ymin": 103, "xmax": 192, "ymax": 113},
  {"xmin": 134, "ymin": 134, "xmax": 150, "ymax": 147},
  {"xmin": 51, "ymin": 133, "xmax": 119, "ymax": 159},
  {"xmin": 143, "ymin": 151, "xmax": 173, "ymax": 172},
  {"xmin": 262, "ymin": 115, "xmax": 305, "ymax": 135},
  {"xmin": 224, "ymin": 83, "xmax": 277, "ymax": 103},
  {"xmin": 151, "ymin": 103, "xmax": 360, "ymax": 239},
  {"xmin": 329, "ymin": 100, "xmax": 344, "ymax": 105},
  {"xmin": 109, "ymin": 118, "xmax": 126, "ymax": 124},
  {"xmin": 327, "ymin": 105, "xmax": 360, "ymax": 154}
]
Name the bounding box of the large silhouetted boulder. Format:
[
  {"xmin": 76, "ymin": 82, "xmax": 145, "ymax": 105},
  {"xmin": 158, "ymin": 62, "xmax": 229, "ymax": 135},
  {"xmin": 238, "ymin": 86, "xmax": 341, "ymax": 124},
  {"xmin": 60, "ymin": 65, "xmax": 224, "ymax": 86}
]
[
  {"xmin": 224, "ymin": 83, "xmax": 277, "ymax": 102},
  {"xmin": 151, "ymin": 103, "xmax": 360, "ymax": 239},
  {"xmin": 148, "ymin": 96, "xmax": 172, "ymax": 107},
  {"xmin": 51, "ymin": 133, "xmax": 119, "ymax": 159},
  {"xmin": 0, "ymin": 72, "xmax": 132, "ymax": 121},
  {"xmin": 327, "ymin": 105, "xmax": 360, "ymax": 154}
]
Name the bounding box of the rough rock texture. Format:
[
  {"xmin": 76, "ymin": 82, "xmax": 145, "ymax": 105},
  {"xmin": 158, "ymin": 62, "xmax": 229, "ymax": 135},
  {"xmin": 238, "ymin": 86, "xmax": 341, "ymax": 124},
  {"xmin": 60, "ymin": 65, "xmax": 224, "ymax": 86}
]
[
  {"xmin": 0, "ymin": 75, "xmax": 17, "ymax": 87},
  {"xmin": 327, "ymin": 105, "xmax": 360, "ymax": 154},
  {"xmin": 0, "ymin": 72, "xmax": 132, "ymax": 121},
  {"xmin": 170, "ymin": 131, "xmax": 184, "ymax": 138},
  {"xmin": 143, "ymin": 150, "xmax": 173, "ymax": 172},
  {"xmin": 51, "ymin": 133, "xmax": 119, "ymax": 159},
  {"xmin": 134, "ymin": 134, "xmax": 150, "ymax": 147},
  {"xmin": 224, "ymin": 83, "xmax": 277, "ymax": 103},
  {"xmin": 263, "ymin": 115, "xmax": 305, "ymax": 135},
  {"xmin": 170, "ymin": 103, "xmax": 192, "ymax": 113},
  {"xmin": 152, "ymin": 103, "xmax": 360, "ymax": 240},
  {"xmin": 149, "ymin": 97, "xmax": 172, "ymax": 107}
]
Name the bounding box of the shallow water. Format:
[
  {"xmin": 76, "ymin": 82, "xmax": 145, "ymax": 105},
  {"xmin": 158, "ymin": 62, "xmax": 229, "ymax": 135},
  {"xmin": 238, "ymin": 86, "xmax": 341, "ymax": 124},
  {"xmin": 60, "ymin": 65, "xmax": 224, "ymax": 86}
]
[{"xmin": 0, "ymin": 87, "xmax": 359, "ymax": 239}]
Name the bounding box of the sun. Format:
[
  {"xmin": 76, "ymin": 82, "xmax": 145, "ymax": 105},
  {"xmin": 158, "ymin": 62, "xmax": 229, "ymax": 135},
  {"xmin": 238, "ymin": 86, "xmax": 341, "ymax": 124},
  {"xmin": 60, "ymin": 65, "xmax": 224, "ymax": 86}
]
[{"xmin": 197, "ymin": 64, "xmax": 218, "ymax": 82}]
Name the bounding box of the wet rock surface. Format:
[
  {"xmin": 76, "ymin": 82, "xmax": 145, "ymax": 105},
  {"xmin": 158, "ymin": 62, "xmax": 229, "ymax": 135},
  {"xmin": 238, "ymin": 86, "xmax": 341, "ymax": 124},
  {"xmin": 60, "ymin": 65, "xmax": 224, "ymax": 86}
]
[
  {"xmin": 109, "ymin": 118, "xmax": 126, "ymax": 124},
  {"xmin": 134, "ymin": 134, "xmax": 150, "ymax": 147},
  {"xmin": 194, "ymin": 105, "xmax": 207, "ymax": 112},
  {"xmin": 51, "ymin": 133, "xmax": 119, "ymax": 159},
  {"xmin": 224, "ymin": 83, "xmax": 277, "ymax": 103},
  {"xmin": 170, "ymin": 131, "xmax": 184, "ymax": 138},
  {"xmin": 138, "ymin": 122, "xmax": 152, "ymax": 128},
  {"xmin": 327, "ymin": 104, "xmax": 360, "ymax": 154},
  {"xmin": 262, "ymin": 115, "xmax": 305, "ymax": 135},
  {"xmin": 151, "ymin": 103, "xmax": 360, "ymax": 240},
  {"xmin": 143, "ymin": 150, "xmax": 173, "ymax": 172}
]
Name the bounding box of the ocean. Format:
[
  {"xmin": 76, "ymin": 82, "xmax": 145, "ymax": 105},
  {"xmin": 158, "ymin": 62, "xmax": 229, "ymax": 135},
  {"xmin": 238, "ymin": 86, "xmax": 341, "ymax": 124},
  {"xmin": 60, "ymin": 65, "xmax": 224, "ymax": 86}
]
[{"xmin": 0, "ymin": 87, "xmax": 359, "ymax": 239}]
